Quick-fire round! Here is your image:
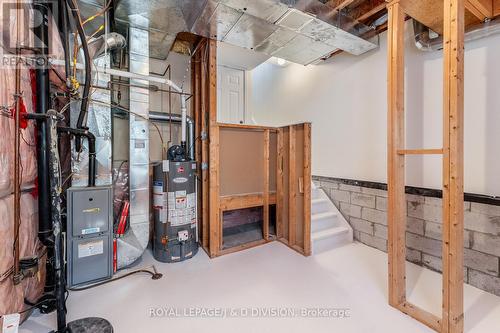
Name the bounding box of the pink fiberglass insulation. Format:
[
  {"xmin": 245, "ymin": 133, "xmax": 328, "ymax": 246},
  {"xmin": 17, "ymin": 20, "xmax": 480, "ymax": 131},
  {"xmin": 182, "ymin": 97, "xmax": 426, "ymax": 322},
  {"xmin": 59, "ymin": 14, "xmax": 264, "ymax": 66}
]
[
  {"xmin": 0, "ymin": 67, "xmax": 14, "ymax": 197},
  {"xmin": 0, "ymin": 193, "xmax": 46, "ymax": 320},
  {"xmin": 20, "ymin": 193, "xmax": 46, "ymax": 305},
  {"xmin": 0, "ymin": 195, "xmax": 24, "ymax": 317},
  {"xmin": 0, "ymin": 65, "xmax": 38, "ymax": 198},
  {"xmin": 19, "ymin": 66, "xmax": 37, "ymax": 187}
]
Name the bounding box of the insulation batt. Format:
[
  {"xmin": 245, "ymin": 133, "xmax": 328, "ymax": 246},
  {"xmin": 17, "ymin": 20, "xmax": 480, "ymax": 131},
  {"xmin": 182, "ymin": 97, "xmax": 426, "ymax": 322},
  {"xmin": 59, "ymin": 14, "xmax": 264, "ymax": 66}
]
[
  {"xmin": 0, "ymin": 65, "xmax": 38, "ymax": 198},
  {"xmin": 0, "ymin": 194, "xmax": 45, "ymax": 323},
  {"xmin": 0, "ymin": 1, "xmax": 51, "ymax": 327}
]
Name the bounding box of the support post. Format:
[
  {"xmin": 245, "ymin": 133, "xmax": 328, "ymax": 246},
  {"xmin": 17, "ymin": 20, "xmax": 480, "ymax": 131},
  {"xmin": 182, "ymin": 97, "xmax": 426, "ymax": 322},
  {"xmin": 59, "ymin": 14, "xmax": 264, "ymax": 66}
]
[
  {"xmin": 387, "ymin": 0, "xmax": 406, "ymax": 308},
  {"xmin": 263, "ymin": 130, "xmax": 270, "ymax": 240},
  {"xmin": 442, "ymin": 0, "xmax": 465, "ymax": 332},
  {"xmin": 207, "ymin": 39, "xmax": 219, "ymax": 257}
]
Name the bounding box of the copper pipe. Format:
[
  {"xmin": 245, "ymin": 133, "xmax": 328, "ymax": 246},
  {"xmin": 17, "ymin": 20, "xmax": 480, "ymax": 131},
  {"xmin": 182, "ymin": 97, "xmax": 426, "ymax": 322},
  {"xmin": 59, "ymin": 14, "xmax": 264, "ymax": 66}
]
[{"xmin": 13, "ymin": 0, "xmax": 22, "ymax": 284}]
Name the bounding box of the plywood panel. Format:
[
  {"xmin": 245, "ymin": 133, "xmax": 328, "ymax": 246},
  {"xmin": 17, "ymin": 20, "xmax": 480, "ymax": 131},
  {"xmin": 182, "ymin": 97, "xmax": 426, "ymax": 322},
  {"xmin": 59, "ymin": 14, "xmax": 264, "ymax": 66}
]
[
  {"xmin": 400, "ymin": 0, "xmax": 479, "ymax": 34},
  {"xmin": 219, "ymin": 128, "xmax": 265, "ymax": 196},
  {"xmin": 495, "ymin": 0, "xmax": 500, "ymax": 15}
]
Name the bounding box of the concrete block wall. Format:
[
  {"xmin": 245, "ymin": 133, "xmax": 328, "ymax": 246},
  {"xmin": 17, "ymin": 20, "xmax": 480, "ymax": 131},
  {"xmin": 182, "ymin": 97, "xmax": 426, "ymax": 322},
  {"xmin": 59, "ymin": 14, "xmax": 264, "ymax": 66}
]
[{"xmin": 313, "ymin": 176, "xmax": 500, "ymax": 297}]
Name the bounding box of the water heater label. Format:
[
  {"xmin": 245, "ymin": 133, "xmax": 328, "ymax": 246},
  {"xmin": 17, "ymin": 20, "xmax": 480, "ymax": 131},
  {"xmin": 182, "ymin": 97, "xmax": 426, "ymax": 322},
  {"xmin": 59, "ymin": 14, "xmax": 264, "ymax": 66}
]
[
  {"xmin": 153, "ymin": 182, "xmax": 164, "ymax": 208},
  {"xmin": 78, "ymin": 240, "xmax": 104, "ymax": 258}
]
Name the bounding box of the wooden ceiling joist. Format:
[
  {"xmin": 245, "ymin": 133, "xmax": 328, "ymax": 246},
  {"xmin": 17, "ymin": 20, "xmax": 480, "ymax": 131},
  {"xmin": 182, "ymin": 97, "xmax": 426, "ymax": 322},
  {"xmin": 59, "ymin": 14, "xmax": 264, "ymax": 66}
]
[
  {"xmin": 349, "ymin": 0, "xmax": 387, "ymax": 22},
  {"xmin": 495, "ymin": 0, "xmax": 500, "ymax": 16},
  {"xmin": 465, "ymin": 0, "xmax": 494, "ymax": 20},
  {"xmin": 326, "ymin": 0, "xmax": 358, "ymax": 11}
]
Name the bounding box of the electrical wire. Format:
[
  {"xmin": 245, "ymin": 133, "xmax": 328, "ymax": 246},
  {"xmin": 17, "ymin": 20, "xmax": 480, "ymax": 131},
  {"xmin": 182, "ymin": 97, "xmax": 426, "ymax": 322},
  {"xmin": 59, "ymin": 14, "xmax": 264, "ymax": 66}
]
[
  {"xmin": 82, "ymin": 0, "xmax": 112, "ymax": 27},
  {"xmin": 67, "ymin": 266, "xmax": 162, "ymax": 292}
]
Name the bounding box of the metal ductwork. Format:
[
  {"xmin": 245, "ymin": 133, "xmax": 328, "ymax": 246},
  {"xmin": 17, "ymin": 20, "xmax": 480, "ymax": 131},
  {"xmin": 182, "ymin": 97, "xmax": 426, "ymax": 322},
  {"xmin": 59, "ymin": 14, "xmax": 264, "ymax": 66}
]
[
  {"xmin": 116, "ymin": 27, "xmax": 151, "ymax": 269},
  {"xmin": 113, "ymin": 0, "xmax": 378, "ymax": 64},
  {"xmin": 87, "ymin": 32, "xmax": 127, "ymax": 59},
  {"xmin": 414, "ymin": 17, "xmax": 500, "ymax": 51}
]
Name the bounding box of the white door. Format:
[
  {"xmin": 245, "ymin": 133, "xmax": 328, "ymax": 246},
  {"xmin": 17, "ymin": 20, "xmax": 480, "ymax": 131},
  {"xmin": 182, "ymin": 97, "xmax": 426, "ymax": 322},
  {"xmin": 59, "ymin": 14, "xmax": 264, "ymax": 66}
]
[{"xmin": 217, "ymin": 66, "xmax": 245, "ymax": 124}]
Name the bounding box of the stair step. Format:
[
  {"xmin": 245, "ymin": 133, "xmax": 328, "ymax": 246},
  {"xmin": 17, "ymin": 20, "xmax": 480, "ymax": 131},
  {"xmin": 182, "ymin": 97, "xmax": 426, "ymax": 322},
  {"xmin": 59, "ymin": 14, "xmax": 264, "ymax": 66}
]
[
  {"xmin": 312, "ymin": 198, "xmax": 328, "ymax": 204},
  {"xmin": 312, "ymin": 187, "xmax": 322, "ymax": 200},
  {"xmin": 312, "ymin": 197, "xmax": 330, "ymax": 214},
  {"xmin": 312, "ymin": 226, "xmax": 350, "ymax": 241},
  {"xmin": 312, "ymin": 211, "xmax": 337, "ymax": 221}
]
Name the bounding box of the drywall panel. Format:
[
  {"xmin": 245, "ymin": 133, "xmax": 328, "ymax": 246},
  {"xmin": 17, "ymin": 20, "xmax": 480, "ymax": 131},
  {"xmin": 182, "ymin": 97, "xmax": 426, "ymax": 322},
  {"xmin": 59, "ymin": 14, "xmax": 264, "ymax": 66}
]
[
  {"xmin": 248, "ymin": 21, "xmax": 500, "ymax": 196},
  {"xmin": 219, "ymin": 127, "xmax": 265, "ymax": 196}
]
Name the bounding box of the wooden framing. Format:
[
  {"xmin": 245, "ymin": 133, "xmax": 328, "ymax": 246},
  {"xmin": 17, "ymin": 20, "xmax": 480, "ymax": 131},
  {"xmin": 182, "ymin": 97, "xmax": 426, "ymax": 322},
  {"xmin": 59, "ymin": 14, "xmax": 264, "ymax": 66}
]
[
  {"xmin": 387, "ymin": 1, "xmax": 464, "ymax": 332},
  {"xmin": 263, "ymin": 129, "xmax": 270, "ymax": 240},
  {"xmin": 192, "ymin": 38, "xmax": 312, "ymax": 258},
  {"xmin": 465, "ymin": 0, "xmax": 493, "ymax": 20},
  {"xmin": 303, "ymin": 124, "xmax": 312, "ymax": 256},
  {"xmin": 288, "ymin": 126, "xmax": 297, "ymax": 246}
]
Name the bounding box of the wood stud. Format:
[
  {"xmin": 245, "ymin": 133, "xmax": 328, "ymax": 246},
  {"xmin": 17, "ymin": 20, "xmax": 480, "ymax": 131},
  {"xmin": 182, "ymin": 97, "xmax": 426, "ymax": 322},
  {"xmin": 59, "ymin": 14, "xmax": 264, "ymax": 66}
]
[
  {"xmin": 387, "ymin": 0, "xmax": 465, "ymax": 332},
  {"xmin": 303, "ymin": 124, "xmax": 312, "ymax": 256},
  {"xmin": 192, "ymin": 38, "xmax": 312, "ymax": 257}
]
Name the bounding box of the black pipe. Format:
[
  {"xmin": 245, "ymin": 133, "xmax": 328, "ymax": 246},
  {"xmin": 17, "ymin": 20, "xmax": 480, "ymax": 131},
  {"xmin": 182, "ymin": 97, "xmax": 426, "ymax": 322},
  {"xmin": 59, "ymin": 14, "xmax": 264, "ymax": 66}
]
[
  {"xmin": 58, "ymin": 0, "xmax": 70, "ymax": 82},
  {"xmin": 32, "ymin": 0, "xmax": 52, "ymax": 247},
  {"xmin": 66, "ymin": 0, "xmax": 92, "ymax": 151},
  {"xmin": 57, "ymin": 127, "xmax": 96, "ymax": 187},
  {"xmin": 46, "ymin": 111, "xmax": 67, "ymax": 332}
]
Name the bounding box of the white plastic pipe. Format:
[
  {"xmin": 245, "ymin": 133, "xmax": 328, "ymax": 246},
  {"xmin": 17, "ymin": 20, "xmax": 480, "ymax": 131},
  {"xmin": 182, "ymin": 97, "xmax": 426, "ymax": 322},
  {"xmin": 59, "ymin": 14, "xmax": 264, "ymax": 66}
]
[
  {"xmin": 101, "ymin": 69, "xmax": 188, "ymax": 147},
  {"xmin": 52, "ymin": 60, "xmax": 190, "ymax": 151}
]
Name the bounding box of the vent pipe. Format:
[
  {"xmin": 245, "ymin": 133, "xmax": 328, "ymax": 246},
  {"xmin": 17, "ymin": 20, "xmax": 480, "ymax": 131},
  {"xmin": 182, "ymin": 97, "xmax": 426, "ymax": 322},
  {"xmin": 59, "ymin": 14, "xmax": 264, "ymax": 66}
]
[{"xmin": 414, "ymin": 17, "xmax": 500, "ymax": 51}]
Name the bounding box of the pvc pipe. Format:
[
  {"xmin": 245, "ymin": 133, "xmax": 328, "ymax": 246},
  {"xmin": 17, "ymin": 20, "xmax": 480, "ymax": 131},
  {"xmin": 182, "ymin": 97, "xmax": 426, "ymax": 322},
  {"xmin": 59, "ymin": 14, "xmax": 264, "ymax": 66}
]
[
  {"xmin": 149, "ymin": 111, "xmax": 195, "ymax": 160},
  {"xmin": 50, "ymin": 61, "xmax": 192, "ymax": 158}
]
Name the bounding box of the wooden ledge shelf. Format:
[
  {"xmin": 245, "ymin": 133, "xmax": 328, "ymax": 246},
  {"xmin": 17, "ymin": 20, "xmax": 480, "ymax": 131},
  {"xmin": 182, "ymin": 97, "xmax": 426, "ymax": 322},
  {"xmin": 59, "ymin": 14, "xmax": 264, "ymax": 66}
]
[
  {"xmin": 220, "ymin": 193, "xmax": 277, "ymax": 211},
  {"xmin": 397, "ymin": 149, "xmax": 444, "ymax": 155}
]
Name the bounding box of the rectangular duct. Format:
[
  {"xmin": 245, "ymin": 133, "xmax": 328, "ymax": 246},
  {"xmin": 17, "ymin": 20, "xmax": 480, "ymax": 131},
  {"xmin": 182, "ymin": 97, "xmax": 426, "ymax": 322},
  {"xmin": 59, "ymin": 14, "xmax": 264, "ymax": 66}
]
[
  {"xmin": 112, "ymin": 0, "xmax": 378, "ymax": 64},
  {"xmin": 116, "ymin": 27, "xmax": 151, "ymax": 269},
  {"xmin": 71, "ymin": 55, "xmax": 112, "ymax": 186}
]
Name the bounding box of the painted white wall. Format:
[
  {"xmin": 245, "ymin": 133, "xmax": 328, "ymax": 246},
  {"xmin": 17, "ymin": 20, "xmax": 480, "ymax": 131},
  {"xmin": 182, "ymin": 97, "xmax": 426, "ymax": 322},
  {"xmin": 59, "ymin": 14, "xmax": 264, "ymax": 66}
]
[{"xmin": 248, "ymin": 22, "xmax": 500, "ymax": 196}]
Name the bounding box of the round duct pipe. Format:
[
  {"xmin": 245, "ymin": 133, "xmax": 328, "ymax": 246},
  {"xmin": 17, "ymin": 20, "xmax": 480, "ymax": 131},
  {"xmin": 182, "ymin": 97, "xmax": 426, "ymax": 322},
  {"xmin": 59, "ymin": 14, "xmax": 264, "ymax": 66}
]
[{"xmin": 414, "ymin": 17, "xmax": 500, "ymax": 51}]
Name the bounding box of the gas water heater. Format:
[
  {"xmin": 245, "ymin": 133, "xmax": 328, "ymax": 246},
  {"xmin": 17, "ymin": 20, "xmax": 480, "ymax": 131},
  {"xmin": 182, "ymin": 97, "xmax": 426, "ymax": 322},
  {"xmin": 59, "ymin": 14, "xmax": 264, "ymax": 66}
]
[{"xmin": 152, "ymin": 160, "xmax": 198, "ymax": 262}]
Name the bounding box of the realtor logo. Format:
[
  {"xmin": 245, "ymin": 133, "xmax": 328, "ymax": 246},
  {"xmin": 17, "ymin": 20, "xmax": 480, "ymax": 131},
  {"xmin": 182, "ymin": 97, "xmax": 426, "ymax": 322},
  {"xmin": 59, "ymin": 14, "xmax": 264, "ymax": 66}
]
[{"xmin": 1, "ymin": 0, "xmax": 57, "ymax": 67}]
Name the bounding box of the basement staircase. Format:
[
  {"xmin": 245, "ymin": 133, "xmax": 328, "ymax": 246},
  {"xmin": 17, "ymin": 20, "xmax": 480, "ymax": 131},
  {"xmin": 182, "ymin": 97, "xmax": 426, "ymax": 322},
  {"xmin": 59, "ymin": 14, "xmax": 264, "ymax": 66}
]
[{"xmin": 311, "ymin": 183, "xmax": 353, "ymax": 254}]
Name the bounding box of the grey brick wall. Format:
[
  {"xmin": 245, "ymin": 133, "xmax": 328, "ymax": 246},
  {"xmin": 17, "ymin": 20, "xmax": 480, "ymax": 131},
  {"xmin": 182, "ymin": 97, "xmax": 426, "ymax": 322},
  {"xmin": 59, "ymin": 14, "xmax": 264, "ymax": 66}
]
[{"xmin": 313, "ymin": 176, "xmax": 500, "ymax": 297}]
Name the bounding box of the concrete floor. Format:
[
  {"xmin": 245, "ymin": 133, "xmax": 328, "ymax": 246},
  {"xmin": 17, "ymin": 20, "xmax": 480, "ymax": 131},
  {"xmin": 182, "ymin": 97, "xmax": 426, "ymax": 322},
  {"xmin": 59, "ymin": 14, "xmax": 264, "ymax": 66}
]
[{"xmin": 21, "ymin": 242, "xmax": 500, "ymax": 333}]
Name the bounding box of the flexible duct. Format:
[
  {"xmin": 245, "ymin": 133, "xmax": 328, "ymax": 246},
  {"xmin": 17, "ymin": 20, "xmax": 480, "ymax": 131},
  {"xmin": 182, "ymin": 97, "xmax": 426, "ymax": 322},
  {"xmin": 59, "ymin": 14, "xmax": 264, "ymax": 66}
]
[
  {"xmin": 149, "ymin": 111, "xmax": 195, "ymax": 161},
  {"xmin": 414, "ymin": 17, "xmax": 500, "ymax": 51}
]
